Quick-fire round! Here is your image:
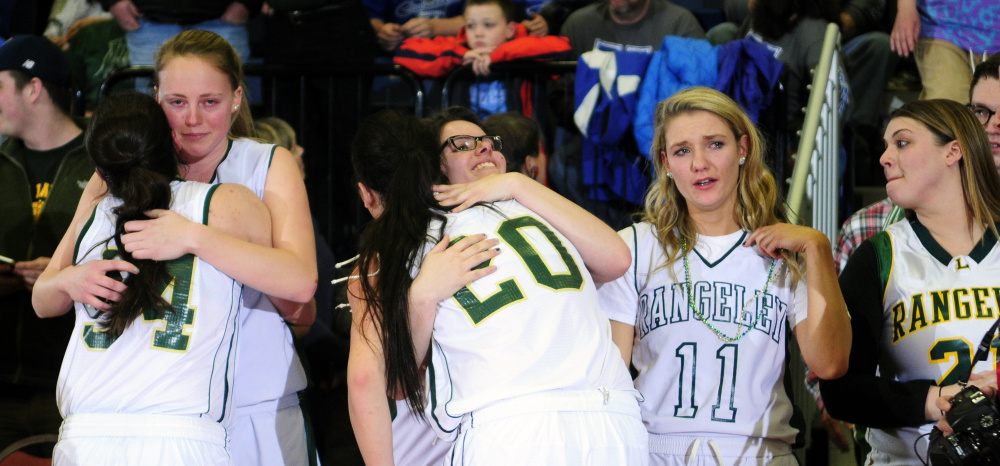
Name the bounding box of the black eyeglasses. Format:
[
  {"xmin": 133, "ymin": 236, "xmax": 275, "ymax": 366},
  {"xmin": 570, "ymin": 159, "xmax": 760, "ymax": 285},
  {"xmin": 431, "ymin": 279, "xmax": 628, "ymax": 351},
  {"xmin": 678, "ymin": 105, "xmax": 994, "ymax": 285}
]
[
  {"xmin": 968, "ymin": 104, "xmax": 998, "ymax": 125},
  {"xmin": 440, "ymin": 135, "xmax": 503, "ymax": 153}
]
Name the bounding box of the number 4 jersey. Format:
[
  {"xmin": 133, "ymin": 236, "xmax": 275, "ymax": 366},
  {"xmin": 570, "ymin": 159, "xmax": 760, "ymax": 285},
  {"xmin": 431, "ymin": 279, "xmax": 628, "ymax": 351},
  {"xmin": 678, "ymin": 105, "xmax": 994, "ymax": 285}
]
[
  {"xmin": 57, "ymin": 181, "xmax": 243, "ymax": 425},
  {"xmin": 424, "ymin": 200, "xmax": 637, "ymax": 439},
  {"xmin": 598, "ymin": 223, "xmax": 808, "ymax": 443}
]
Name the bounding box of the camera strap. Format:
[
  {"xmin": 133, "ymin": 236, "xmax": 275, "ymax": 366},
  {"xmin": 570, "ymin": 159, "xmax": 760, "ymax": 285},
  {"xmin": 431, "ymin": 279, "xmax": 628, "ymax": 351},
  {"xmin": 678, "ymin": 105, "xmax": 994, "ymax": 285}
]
[{"xmin": 961, "ymin": 315, "xmax": 1000, "ymax": 385}]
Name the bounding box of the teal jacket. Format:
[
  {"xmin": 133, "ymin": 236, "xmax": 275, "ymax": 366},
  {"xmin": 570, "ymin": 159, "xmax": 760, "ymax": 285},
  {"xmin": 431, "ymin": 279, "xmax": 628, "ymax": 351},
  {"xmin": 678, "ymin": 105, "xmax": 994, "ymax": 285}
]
[{"xmin": 0, "ymin": 131, "xmax": 93, "ymax": 388}]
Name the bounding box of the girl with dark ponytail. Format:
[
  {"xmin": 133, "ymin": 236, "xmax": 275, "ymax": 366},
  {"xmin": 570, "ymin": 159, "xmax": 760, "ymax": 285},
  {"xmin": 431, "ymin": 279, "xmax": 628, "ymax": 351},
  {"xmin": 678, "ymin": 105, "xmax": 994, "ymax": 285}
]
[
  {"xmin": 85, "ymin": 90, "xmax": 180, "ymax": 337},
  {"xmin": 348, "ymin": 107, "xmax": 650, "ymax": 464},
  {"xmin": 35, "ymin": 91, "xmax": 274, "ymax": 465}
]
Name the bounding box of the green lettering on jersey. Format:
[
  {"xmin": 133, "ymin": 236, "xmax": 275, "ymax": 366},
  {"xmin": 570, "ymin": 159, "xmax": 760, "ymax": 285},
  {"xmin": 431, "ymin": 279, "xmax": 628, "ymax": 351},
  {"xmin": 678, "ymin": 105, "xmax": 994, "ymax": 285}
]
[
  {"xmin": 450, "ymin": 234, "xmax": 526, "ymax": 325},
  {"xmin": 451, "ymin": 217, "xmax": 583, "ymax": 326},
  {"xmin": 496, "ymin": 216, "xmax": 583, "ymax": 290},
  {"xmin": 908, "ymin": 294, "xmax": 927, "ymax": 333},
  {"xmin": 891, "ymin": 302, "xmax": 907, "ymax": 343},
  {"xmin": 82, "ymin": 249, "xmax": 125, "ymax": 350},
  {"xmin": 930, "ymin": 291, "xmax": 951, "ymax": 324},
  {"xmin": 82, "ymin": 253, "xmax": 197, "ymax": 352},
  {"xmin": 142, "ymin": 254, "xmax": 198, "ymax": 352},
  {"xmin": 973, "ymin": 288, "xmax": 994, "ymax": 319},
  {"xmin": 930, "ymin": 338, "xmax": 974, "ymax": 386},
  {"xmin": 954, "ymin": 289, "xmax": 972, "ymax": 319}
]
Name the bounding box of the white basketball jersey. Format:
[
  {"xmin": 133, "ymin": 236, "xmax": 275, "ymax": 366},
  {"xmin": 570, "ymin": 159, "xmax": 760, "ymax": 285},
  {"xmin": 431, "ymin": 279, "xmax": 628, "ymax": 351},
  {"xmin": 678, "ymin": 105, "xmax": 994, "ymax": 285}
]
[
  {"xmin": 392, "ymin": 400, "xmax": 450, "ymax": 466},
  {"xmin": 425, "ymin": 200, "xmax": 637, "ymax": 440},
  {"xmin": 58, "ymin": 182, "xmax": 241, "ymax": 425},
  {"xmin": 214, "ymin": 139, "xmax": 308, "ymax": 406},
  {"xmin": 598, "ymin": 223, "xmax": 808, "ymax": 444},
  {"xmin": 865, "ymin": 220, "xmax": 1000, "ymax": 462}
]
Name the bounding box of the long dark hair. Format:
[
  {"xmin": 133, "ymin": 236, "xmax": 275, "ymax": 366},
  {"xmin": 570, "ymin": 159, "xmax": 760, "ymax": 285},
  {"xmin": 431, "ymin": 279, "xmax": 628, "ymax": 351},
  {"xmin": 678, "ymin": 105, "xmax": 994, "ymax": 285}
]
[
  {"xmin": 86, "ymin": 91, "xmax": 180, "ymax": 337},
  {"xmin": 351, "ymin": 109, "xmax": 445, "ymax": 414}
]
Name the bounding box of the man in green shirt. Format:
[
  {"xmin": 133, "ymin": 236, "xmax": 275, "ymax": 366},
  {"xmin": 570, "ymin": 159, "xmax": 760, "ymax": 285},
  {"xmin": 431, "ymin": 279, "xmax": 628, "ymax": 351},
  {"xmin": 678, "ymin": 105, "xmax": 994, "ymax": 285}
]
[{"xmin": 0, "ymin": 35, "xmax": 93, "ymax": 454}]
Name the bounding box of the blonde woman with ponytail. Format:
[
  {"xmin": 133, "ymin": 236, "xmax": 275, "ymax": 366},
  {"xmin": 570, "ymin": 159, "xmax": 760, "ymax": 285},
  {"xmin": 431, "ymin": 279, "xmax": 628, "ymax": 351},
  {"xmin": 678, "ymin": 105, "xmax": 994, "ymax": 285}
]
[{"xmin": 599, "ymin": 87, "xmax": 851, "ymax": 465}]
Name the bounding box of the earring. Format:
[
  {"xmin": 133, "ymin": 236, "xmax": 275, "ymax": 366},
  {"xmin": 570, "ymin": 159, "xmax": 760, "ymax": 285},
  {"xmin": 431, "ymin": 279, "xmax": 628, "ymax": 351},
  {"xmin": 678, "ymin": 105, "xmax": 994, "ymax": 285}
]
[
  {"xmin": 233, "ymin": 104, "xmax": 240, "ymax": 111},
  {"xmin": 667, "ymin": 172, "xmax": 673, "ymax": 179},
  {"xmin": 739, "ymin": 156, "xmax": 745, "ymax": 165}
]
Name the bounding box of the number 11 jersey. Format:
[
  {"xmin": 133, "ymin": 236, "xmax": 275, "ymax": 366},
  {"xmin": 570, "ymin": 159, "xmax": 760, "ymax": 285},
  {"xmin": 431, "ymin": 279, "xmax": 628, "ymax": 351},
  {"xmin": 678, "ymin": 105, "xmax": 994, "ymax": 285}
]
[{"xmin": 599, "ymin": 223, "xmax": 808, "ymax": 444}]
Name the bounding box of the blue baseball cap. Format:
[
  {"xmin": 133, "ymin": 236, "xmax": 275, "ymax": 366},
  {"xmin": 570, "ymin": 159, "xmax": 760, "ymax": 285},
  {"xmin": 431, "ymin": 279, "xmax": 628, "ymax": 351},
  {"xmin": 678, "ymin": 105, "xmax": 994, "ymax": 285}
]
[{"xmin": 0, "ymin": 35, "xmax": 71, "ymax": 88}]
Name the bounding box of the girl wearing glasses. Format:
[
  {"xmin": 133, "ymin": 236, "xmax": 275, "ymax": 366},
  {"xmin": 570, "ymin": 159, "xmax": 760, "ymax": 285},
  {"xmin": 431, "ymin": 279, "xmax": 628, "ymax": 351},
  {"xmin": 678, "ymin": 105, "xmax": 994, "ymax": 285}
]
[{"xmin": 347, "ymin": 107, "xmax": 648, "ymax": 464}]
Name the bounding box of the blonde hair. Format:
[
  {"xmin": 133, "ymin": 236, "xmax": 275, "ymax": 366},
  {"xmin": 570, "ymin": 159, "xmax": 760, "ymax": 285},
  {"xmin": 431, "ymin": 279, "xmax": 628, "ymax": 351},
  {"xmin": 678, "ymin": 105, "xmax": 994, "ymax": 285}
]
[
  {"xmin": 889, "ymin": 99, "xmax": 1000, "ymax": 239},
  {"xmin": 154, "ymin": 30, "xmax": 254, "ymax": 138},
  {"xmin": 255, "ymin": 117, "xmax": 297, "ymax": 150},
  {"xmin": 644, "ymin": 87, "xmax": 800, "ymax": 280}
]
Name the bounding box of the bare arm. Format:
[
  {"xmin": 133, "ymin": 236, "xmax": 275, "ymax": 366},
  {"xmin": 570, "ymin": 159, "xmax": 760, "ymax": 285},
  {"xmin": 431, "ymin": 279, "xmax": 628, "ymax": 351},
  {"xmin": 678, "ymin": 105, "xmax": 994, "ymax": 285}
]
[
  {"xmin": 433, "ymin": 172, "xmax": 630, "ymax": 283},
  {"xmin": 33, "ymin": 172, "xmax": 136, "ymax": 317},
  {"xmin": 400, "ymin": 15, "xmax": 464, "ymax": 38},
  {"xmin": 121, "ymin": 148, "xmax": 318, "ymax": 323},
  {"xmin": 207, "ymin": 184, "xmax": 272, "ymax": 247},
  {"xmin": 346, "ymin": 278, "xmax": 396, "ymax": 466},
  {"xmin": 610, "ymin": 320, "xmax": 634, "ymax": 365},
  {"xmin": 745, "ymin": 224, "xmax": 851, "ymax": 379},
  {"xmin": 408, "ymin": 234, "xmax": 500, "ymax": 364}
]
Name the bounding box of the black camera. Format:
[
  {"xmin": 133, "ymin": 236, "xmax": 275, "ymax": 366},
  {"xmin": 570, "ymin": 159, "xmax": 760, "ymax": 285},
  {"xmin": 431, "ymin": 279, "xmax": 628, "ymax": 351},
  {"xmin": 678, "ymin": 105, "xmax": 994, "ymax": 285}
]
[{"xmin": 928, "ymin": 385, "xmax": 1000, "ymax": 465}]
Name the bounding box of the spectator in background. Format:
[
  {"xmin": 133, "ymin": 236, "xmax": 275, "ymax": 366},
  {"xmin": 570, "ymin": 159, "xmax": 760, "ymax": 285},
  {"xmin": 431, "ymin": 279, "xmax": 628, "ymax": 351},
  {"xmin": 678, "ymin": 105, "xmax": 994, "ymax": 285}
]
[
  {"xmin": 720, "ymin": 0, "xmax": 896, "ymax": 204},
  {"xmin": 394, "ymin": 0, "xmax": 571, "ymax": 118},
  {"xmin": 44, "ymin": 0, "xmax": 111, "ymax": 48},
  {"xmin": 511, "ymin": 0, "xmax": 597, "ymax": 37},
  {"xmin": 366, "ymin": 0, "xmax": 465, "ymax": 52},
  {"xmin": 740, "ymin": 0, "xmax": 850, "ymax": 146},
  {"xmin": 64, "ymin": 17, "xmax": 128, "ymax": 114},
  {"xmin": 100, "ymin": 0, "xmax": 258, "ymax": 65},
  {"xmin": 560, "ymin": 0, "xmax": 704, "ymax": 57},
  {"xmin": 551, "ymin": 0, "xmax": 705, "ymax": 231},
  {"xmin": 483, "ymin": 111, "xmax": 548, "ymax": 185},
  {"xmin": 0, "ymin": 35, "xmax": 91, "ymax": 455},
  {"xmin": 890, "ymin": 0, "xmax": 999, "ymax": 103}
]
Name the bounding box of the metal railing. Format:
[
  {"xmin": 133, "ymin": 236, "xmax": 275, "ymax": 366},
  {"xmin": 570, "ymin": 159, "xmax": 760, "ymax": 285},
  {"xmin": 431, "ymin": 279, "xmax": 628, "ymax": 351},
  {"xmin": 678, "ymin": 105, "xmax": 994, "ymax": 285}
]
[
  {"xmin": 785, "ymin": 23, "xmax": 842, "ymax": 242},
  {"xmin": 781, "ymin": 23, "xmax": 843, "ymax": 464}
]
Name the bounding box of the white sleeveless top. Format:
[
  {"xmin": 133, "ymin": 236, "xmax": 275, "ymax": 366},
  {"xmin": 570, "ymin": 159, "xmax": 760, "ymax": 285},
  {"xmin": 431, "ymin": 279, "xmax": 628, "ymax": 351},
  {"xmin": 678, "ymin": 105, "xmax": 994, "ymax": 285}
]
[
  {"xmin": 599, "ymin": 223, "xmax": 808, "ymax": 444},
  {"xmin": 424, "ymin": 200, "xmax": 637, "ymax": 440},
  {"xmin": 213, "ymin": 138, "xmax": 308, "ymax": 407},
  {"xmin": 58, "ymin": 182, "xmax": 241, "ymax": 425}
]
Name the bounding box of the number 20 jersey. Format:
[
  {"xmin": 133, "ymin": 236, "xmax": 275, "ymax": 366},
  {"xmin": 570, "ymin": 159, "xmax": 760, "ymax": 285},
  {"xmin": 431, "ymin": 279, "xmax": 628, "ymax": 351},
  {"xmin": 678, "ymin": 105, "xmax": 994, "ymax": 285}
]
[
  {"xmin": 424, "ymin": 200, "xmax": 637, "ymax": 439},
  {"xmin": 598, "ymin": 223, "xmax": 808, "ymax": 443},
  {"xmin": 57, "ymin": 182, "xmax": 243, "ymax": 425}
]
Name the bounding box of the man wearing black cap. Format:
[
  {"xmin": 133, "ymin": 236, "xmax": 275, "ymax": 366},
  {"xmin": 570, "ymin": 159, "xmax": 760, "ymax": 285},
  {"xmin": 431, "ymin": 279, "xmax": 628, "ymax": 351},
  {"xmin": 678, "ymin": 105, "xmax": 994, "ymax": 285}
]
[{"xmin": 0, "ymin": 35, "xmax": 92, "ymax": 453}]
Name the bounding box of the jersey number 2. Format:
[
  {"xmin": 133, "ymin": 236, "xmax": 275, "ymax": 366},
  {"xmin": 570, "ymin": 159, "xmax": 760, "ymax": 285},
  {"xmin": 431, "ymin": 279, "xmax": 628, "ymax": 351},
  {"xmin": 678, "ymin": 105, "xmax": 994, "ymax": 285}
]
[
  {"xmin": 83, "ymin": 254, "xmax": 197, "ymax": 352},
  {"xmin": 930, "ymin": 336, "xmax": 999, "ymax": 386},
  {"xmin": 452, "ymin": 216, "xmax": 583, "ymax": 325}
]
